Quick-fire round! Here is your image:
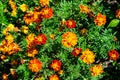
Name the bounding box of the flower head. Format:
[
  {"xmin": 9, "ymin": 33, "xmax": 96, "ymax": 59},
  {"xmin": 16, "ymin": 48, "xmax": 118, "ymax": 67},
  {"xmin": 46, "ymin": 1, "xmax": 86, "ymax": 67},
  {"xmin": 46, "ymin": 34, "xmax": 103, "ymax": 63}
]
[
  {"xmin": 21, "ymin": 25, "xmax": 29, "ymax": 34},
  {"xmin": 23, "ymin": 12, "xmax": 34, "ymax": 24},
  {"xmin": 65, "ymin": 20, "xmax": 76, "ymax": 28},
  {"xmin": 28, "ymin": 58, "xmax": 42, "ymax": 72},
  {"xmin": 20, "ymin": 4, "xmax": 28, "ymax": 12},
  {"xmin": 2, "ymin": 73, "xmax": 8, "ymax": 80},
  {"xmin": 116, "ymin": 9, "xmax": 120, "ymax": 18},
  {"xmin": 80, "ymin": 49, "xmax": 95, "ymax": 64},
  {"xmin": 108, "ymin": 50, "xmax": 119, "ymax": 60},
  {"xmin": 62, "ymin": 32, "xmax": 78, "ymax": 48},
  {"xmin": 27, "ymin": 48, "xmax": 38, "ymax": 57},
  {"xmin": 72, "ymin": 48, "xmax": 82, "ymax": 57},
  {"xmin": 90, "ymin": 65, "xmax": 104, "ymax": 76},
  {"xmin": 94, "ymin": 13, "xmax": 106, "ymax": 26},
  {"xmin": 34, "ymin": 34, "xmax": 47, "ymax": 45},
  {"xmin": 80, "ymin": 5, "xmax": 90, "ymax": 14},
  {"xmin": 50, "ymin": 60, "xmax": 62, "ymax": 72},
  {"xmin": 41, "ymin": 8, "xmax": 53, "ymax": 19},
  {"xmin": 49, "ymin": 74, "xmax": 60, "ymax": 80},
  {"xmin": 39, "ymin": 0, "xmax": 49, "ymax": 7}
]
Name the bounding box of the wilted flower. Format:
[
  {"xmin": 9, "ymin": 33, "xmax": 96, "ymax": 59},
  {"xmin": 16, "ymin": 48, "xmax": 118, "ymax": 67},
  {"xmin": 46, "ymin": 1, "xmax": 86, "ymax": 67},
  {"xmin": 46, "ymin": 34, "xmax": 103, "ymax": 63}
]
[
  {"xmin": 94, "ymin": 13, "xmax": 106, "ymax": 26},
  {"xmin": 49, "ymin": 74, "xmax": 60, "ymax": 80},
  {"xmin": 72, "ymin": 48, "xmax": 82, "ymax": 57},
  {"xmin": 62, "ymin": 32, "xmax": 78, "ymax": 48},
  {"xmin": 116, "ymin": 9, "xmax": 120, "ymax": 18},
  {"xmin": 28, "ymin": 58, "xmax": 42, "ymax": 72},
  {"xmin": 39, "ymin": 0, "xmax": 49, "ymax": 7},
  {"xmin": 80, "ymin": 5, "xmax": 91, "ymax": 14},
  {"xmin": 80, "ymin": 28, "xmax": 88, "ymax": 35},
  {"xmin": 27, "ymin": 47, "xmax": 38, "ymax": 57},
  {"xmin": 65, "ymin": 20, "xmax": 76, "ymax": 28},
  {"xmin": 90, "ymin": 64, "xmax": 104, "ymax": 76},
  {"xmin": 50, "ymin": 60, "xmax": 62, "ymax": 72},
  {"xmin": 34, "ymin": 34, "xmax": 47, "ymax": 45},
  {"xmin": 41, "ymin": 8, "xmax": 53, "ymax": 19},
  {"xmin": 108, "ymin": 50, "xmax": 119, "ymax": 60},
  {"xmin": 80, "ymin": 49, "xmax": 95, "ymax": 64},
  {"xmin": 20, "ymin": 4, "xmax": 28, "ymax": 12}
]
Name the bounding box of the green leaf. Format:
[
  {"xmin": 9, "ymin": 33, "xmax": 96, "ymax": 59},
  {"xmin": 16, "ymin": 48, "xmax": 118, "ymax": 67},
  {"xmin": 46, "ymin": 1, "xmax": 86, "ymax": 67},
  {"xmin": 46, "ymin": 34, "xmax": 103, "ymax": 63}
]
[{"xmin": 108, "ymin": 19, "xmax": 120, "ymax": 28}]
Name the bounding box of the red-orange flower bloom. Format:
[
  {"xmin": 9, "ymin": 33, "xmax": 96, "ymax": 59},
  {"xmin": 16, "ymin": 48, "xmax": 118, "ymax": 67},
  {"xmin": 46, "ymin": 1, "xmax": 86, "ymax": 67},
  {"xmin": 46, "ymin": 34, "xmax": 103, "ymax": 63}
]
[
  {"xmin": 108, "ymin": 50, "xmax": 119, "ymax": 60},
  {"xmin": 116, "ymin": 9, "xmax": 120, "ymax": 18},
  {"xmin": 72, "ymin": 48, "xmax": 82, "ymax": 57},
  {"xmin": 65, "ymin": 20, "xmax": 76, "ymax": 28},
  {"xmin": 49, "ymin": 74, "xmax": 60, "ymax": 80},
  {"xmin": 41, "ymin": 8, "xmax": 53, "ymax": 19},
  {"xmin": 34, "ymin": 34, "xmax": 47, "ymax": 45},
  {"xmin": 94, "ymin": 13, "xmax": 106, "ymax": 26},
  {"xmin": 28, "ymin": 58, "xmax": 42, "ymax": 72},
  {"xmin": 50, "ymin": 60, "xmax": 62, "ymax": 72}
]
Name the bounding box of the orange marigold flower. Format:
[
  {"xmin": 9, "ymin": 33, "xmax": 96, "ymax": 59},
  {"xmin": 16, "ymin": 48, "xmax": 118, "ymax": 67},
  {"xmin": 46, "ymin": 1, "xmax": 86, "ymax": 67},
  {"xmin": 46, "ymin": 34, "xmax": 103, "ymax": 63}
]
[
  {"xmin": 27, "ymin": 48, "xmax": 38, "ymax": 57},
  {"xmin": 41, "ymin": 8, "xmax": 53, "ymax": 19},
  {"xmin": 26, "ymin": 33, "xmax": 35, "ymax": 48},
  {"xmin": 116, "ymin": 9, "xmax": 120, "ymax": 18},
  {"xmin": 108, "ymin": 50, "xmax": 119, "ymax": 60},
  {"xmin": 0, "ymin": 55, "xmax": 6, "ymax": 60},
  {"xmin": 2, "ymin": 73, "xmax": 8, "ymax": 80},
  {"xmin": 23, "ymin": 12, "xmax": 34, "ymax": 25},
  {"xmin": 33, "ymin": 10, "xmax": 42, "ymax": 23},
  {"xmin": 80, "ymin": 49, "xmax": 95, "ymax": 64},
  {"xmin": 34, "ymin": 34, "xmax": 47, "ymax": 45},
  {"xmin": 62, "ymin": 32, "xmax": 78, "ymax": 48},
  {"xmin": 72, "ymin": 48, "xmax": 82, "ymax": 57},
  {"xmin": 65, "ymin": 20, "xmax": 76, "ymax": 28},
  {"xmin": 39, "ymin": 0, "xmax": 49, "ymax": 7},
  {"xmin": 5, "ymin": 34, "xmax": 14, "ymax": 44},
  {"xmin": 20, "ymin": 4, "xmax": 28, "ymax": 12},
  {"xmin": 90, "ymin": 65, "xmax": 104, "ymax": 76},
  {"xmin": 49, "ymin": 74, "xmax": 60, "ymax": 80},
  {"xmin": 80, "ymin": 5, "xmax": 90, "ymax": 14},
  {"xmin": 94, "ymin": 13, "xmax": 106, "ymax": 26},
  {"xmin": 50, "ymin": 60, "xmax": 62, "ymax": 72},
  {"xmin": 28, "ymin": 58, "xmax": 42, "ymax": 72}
]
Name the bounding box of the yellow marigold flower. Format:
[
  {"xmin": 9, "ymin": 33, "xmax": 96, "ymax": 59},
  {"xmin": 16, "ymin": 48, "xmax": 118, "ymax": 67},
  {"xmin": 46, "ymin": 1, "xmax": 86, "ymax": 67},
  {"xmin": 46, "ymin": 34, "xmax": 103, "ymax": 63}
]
[
  {"xmin": 80, "ymin": 5, "xmax": 90, "ymax": 14},
  {"xmin": 2, "ymin": 24, "xmax": 14, "ymax": 35},
  {"xmin": 27, "ymin": 48, "xmax": 38, "ymax": 57},
  {"xmin": 62, "ymin": 32, "xmax": 78, "ymax": 48},
  {"xmin": 94, "ymin": 13, "xmax": 106, "ymax": 26},
  {"xmin": 2, "ymin": 28, "xmax": 9, "ymax": 35},
  {"xmin": 49, "ymin": 74, "xmax": 60, "ymax": 80},
  {"xmin": 7, "ymin": 24, "xmax": 14, "ymax": 31},
  {"xmin": 5, "ymin": 34, "xmax": 14, "ymax": 44},
  {"xmin": 80, "ymin": 49, "xmax": 95, "ymax": 64},
  {"xmin": 39, "ymin": 0, "xmax": 49, "ymax": 7},
  {"xmin": 58, "ymin": 70, "xmax": 64, "ymax": 75},
  {"xmin": 20, "ymin": 4, "xmax": 28, "ymax": 12},
  {"xmin": 11, "ymin": 10, "xmax": 17, "ymax": 17},
  {"xmin": 49, "ymin": 34, "xmax": 55, "ymax": 40},
  {"xmin": 116, "ymin": 9, "xmax": 120, "ymax": 18},
  {"xmin": 90, "ymin": 65, "xmax": 104, "ymax": 76},
  {"xmin": 21, "ymin": 25, "xmax": 29, "ymax": 34}
]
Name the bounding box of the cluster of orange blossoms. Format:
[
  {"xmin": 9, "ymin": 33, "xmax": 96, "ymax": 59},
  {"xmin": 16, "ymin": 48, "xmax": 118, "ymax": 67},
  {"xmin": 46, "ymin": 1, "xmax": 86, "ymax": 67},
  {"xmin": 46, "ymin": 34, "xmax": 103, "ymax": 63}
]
[
  {"xmin": 108, "ymin": 50, "xmax": 119, "ymax": 60},
  {"xmin": 23, "ymin": 7, "xmax": 53, "ymax": 25},
  {"xmin": 50, "ymin": 60, "xmax": 62, "ymax": 72},
  {"xmin": 28, "ymin": 58, "xmax": 42, "ymax": 72},
  {"xmin": 39, "ymin": 0, "xmax": 49, "ymax": 7},
  {"xmin": 80, "ymin": 5, "xmax": 106, "ymax": 26},
  {"xmin": 90, "ymin": 65, "xmax": 104, "ymax": 76},
  {"xmin": 80, "ymin": 49, "xmax": 95, "ymax": 64},
  {"xmin": 62, "ymin": 32, "xmax": 78, "ymax": 48},
  {"xmin": 0, "ymin": 34, "xmax": 21, "ymax": 55},
  {"xmin": 26, "ymin": 33, "xmax": 47, "ymax": 57}
]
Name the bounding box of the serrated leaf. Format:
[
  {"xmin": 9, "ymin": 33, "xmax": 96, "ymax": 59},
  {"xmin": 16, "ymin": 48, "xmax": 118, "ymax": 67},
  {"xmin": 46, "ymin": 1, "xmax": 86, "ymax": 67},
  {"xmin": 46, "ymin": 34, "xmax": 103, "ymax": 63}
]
[{"xmin": 108, "ymin": 19, "xmax": 120, "ymax": 28}]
